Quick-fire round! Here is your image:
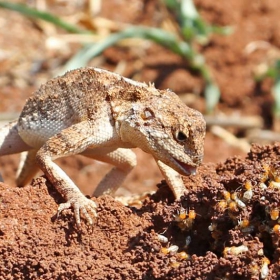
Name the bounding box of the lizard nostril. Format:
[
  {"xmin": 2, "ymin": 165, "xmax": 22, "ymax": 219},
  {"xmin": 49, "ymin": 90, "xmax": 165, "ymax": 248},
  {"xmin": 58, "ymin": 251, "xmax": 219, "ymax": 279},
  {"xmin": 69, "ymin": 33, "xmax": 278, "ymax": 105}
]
[{"xmin": 192, "ymin": 154, "xmax": 203, "ymax": 164}]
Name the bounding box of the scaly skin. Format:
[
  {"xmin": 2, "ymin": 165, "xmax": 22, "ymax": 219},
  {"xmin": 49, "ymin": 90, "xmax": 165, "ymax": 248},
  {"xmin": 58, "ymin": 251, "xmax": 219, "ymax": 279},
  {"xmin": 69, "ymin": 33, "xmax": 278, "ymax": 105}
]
[{"xmin": 0, "ymin": 67, "xmax": 206, "ymax": 226}]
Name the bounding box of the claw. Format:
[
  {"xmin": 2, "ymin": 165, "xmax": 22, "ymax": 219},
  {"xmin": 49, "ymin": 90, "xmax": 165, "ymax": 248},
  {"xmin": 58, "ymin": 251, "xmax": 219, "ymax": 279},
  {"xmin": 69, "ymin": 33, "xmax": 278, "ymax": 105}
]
[{"xmin": 57, "ymin": 196, "xmax": 98, "ymax": 225}]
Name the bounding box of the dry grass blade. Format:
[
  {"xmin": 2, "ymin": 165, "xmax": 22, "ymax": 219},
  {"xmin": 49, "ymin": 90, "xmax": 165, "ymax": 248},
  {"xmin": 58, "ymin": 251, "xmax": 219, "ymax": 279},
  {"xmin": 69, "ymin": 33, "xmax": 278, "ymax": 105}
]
[
  {"xmin": 210, "ymin": 125, "xmax": 251, "ymax": 152},
  {"xmin": 204, "ymin": 115, "xmax": 263, "ymax": 129},
  {"xmin": 246, "ymin": 129, "xmax": 280, "ymax": 142}
]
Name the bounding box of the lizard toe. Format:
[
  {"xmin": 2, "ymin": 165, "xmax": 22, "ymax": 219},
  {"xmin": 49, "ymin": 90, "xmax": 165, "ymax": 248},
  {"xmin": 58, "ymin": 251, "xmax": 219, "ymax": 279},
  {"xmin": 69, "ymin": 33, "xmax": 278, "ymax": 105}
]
[
  {"xmin": 57, "ymin": 196, "xmax": 98, "ymax": 225},
  {"xmin": 57, "ymin": 201, "xmax": 71, "ymax": 218}
]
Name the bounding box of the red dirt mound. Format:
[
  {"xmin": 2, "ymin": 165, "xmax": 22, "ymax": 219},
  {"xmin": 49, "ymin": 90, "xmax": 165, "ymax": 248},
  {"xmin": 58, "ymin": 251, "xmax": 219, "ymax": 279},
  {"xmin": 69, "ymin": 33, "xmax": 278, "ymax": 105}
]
[{"xmin": 0, "ymin": 143, "xmax": 279, "ymax": 279}]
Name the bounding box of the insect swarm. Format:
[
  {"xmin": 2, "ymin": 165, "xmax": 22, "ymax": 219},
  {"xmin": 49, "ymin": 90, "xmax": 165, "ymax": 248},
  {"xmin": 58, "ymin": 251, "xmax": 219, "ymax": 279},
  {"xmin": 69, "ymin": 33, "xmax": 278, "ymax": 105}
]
[
  {"xmin": 268, "ymin": 165, "xmax": 280, "ymax": 182},
  {"xmin": 174, "ymin": 208, "xmax": 187, "ymax": 221},
  {"xmin": 208, "ymin": 222, "xmax": 217, "ymax": 232},
  {"xmin": 237, "ymin": 218, "xmax": 255, "ymax": 233},
  {"xmin": 269, "ymin": 180, "xmax": 280, "ymax": 189},
  {"xmin": 176, "ymin": 251, "xmax": 190, "ymax": 260},
  {"xmin": 222, "ymin": 190, "xmax": 231, "ymax": 204},
  {"xmin": 174, "ymin": 208, "xmax": 197, "ymax": 230},
  {"xmin": 161, "ymin": 245, "xmax": 179, "ymax": 255},
  {"xmin": 169, "ymin": 249, "xmax": 190, "ymax": 268},
  {"xmin": 215, "ymin": 200, "xmax": 228, "ymax": 212},
  {"xmin": 157, "ymin": 234, "xmax": 168, "ymax": 244},
  {"xmin": 228, "ymin": 201, "xmax": 239, "ymax": 213},
  {"xmin": 272, "ymin": 224, "xmax": 280, "ymax": 235},
  {"xmin": 269, "ymin": 208, "xmax": 279, "ymax": 220},
  {"xmin": 223, "ymin": 245, "xmax": 249, "ymax": 257},
  {"xmin": 238, "ymin": 218, "xmax": 250, "ymax": 228},
  {"xmin": 169, "ymin": 259, "xmax": 181, "ymax": 269},
  {"xmin": 243, "ymin": 181, "xmax": 253, "ymax": 201},
  {"xmin": 249, "ymin": 262, "xmax": 260, "ymax": 277},
  {"xmin": 261, "ymin": 163, "xmax": 280, "ymax": 189},
  {"xmin": 231, "ymin": 192, "xmax": 246, "ymax": 209},
  {"xmin": 157, "ymin": 234, "xmax": 179, "ymax": 255},
  {"xmin": 260, "ymin": 257, "xmax": 270, "ymax": 279},
  {"xmin": 216, "ymin": 188, "xmax": 248, "ymax": 216},
  {"xmin": 265, "ymin": 205, "xmax": 280, "ymax": 221},
  {"xmin": 261, "ymin": 164, "xmax": 270, "ymax": 182}
]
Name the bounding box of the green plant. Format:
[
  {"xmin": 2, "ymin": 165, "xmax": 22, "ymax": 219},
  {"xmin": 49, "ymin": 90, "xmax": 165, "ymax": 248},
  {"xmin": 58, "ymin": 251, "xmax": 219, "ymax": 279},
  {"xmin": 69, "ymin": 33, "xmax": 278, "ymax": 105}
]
[
  {"xmin": 163, "ymin": 0, "xmax": 233, "ymax": 113},
  {"xmin": 268, "ymin": 60, "xmax": 280, "ymax": 131},
  {"xmin": 164, "ymin": 0, "xmax": 231, "ymax": 44},
  {"xmin": 270, "ymin": 60, "xmax": 280, "ymax": 119},
  {"xmin": 66, "ymin": 0, "xmax": 230, "ymax": 112},
  {"xmin": 255, "ymin": 58, "xmax": 280, "ymax": 129},
  {"xmin": 0, "ymin": 0, "xmax": 231, "ymax": 113}
]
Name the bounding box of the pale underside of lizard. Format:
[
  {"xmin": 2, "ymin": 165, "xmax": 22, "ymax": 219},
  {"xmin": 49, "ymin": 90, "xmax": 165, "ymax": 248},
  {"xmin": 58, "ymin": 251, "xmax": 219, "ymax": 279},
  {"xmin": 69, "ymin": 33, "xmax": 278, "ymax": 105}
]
[{"xmin": 0, "ymin": 67, "xmax": 206, "ymax": 226}]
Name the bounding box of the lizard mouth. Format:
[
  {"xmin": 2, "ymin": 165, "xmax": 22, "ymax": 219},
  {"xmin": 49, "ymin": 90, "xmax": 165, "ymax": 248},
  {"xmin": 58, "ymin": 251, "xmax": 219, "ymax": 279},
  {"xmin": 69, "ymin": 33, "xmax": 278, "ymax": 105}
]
[{"xmin": 173, "ymin": 158, "xmax": 197, "ymax": 176}]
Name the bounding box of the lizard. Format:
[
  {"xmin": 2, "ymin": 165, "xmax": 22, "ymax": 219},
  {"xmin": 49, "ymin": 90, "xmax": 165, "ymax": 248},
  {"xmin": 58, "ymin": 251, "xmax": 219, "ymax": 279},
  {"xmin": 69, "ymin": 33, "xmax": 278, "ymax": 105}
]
[{"xmin": 0, "ymin": 67, "xmax": 206, "ymax": 226}]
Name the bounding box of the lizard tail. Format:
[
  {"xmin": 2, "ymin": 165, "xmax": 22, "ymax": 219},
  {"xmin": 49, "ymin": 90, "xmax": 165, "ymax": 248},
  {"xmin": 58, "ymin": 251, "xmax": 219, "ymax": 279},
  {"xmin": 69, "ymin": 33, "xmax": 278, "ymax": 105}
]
[{"xmin": 0, "ymin": 120, "xmax": 31, "ymax": 156}]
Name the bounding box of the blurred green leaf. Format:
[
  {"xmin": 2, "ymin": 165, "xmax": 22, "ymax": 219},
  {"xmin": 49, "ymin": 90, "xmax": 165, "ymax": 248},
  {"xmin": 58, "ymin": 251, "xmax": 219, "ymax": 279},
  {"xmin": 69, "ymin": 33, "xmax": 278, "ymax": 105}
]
[
  {"xmin": 163, "ymin": 0, "xmax": 177, "ymax": 9},
  {"xmin": 272, "ymin": 79, "xmax": 280, "ymax": 117},
  {"xmin": 61, "ymin": 26, "xmax": 195, "ymax": 73},
  {"xmin": 164, "ymin": 0, "xmax": 231, "ymax": 43},
  {"xmin": 181, "ymin": 0, "xmax": 199, "ymax": 19},
  {"xmin": 254, "ymin": 59, "xmax": 280, "ymax": 119},
  {"xmin": 0, "ymin": 1, "xmax": 88, "ymax": 34},
  {"xmin": 162, "ymin": 0, "xmax": 234, "ymax": 112},
  {"xmin": 272, "ymin": 60, "xmax": 280, "ymax": 117},
  {"xmin": 211, "ymin": 25, "xmax": 234, "ymax": 36},
  {"xmin": 205, "ymin": 82, "xmax": 220, "ymax": 113}
]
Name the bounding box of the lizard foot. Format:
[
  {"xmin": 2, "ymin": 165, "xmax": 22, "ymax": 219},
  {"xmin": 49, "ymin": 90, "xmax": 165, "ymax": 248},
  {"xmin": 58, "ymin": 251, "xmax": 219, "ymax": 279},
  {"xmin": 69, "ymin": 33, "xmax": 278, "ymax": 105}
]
[{"xmin": 57, "ymin": 195, "xmax": 98, "ymax": 226}]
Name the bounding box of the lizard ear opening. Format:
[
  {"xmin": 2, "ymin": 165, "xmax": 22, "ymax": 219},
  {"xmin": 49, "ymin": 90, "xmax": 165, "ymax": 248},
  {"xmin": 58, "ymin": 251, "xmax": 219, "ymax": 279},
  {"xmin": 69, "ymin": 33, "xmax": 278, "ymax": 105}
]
[{"xmin": 140, "ymin": 107, "xmax": 155, "ymax": 120}]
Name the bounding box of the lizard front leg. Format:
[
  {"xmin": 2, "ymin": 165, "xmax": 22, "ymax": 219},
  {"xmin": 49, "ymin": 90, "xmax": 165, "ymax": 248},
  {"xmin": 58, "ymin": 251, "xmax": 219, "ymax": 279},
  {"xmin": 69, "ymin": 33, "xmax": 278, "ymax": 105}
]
[
  {"xmin": 157, "ymin": 160, "xmax": 186, "ymax": 200},
  {"xmin": 36, "ymin": 121, "xmax": 116, "ymax": 225},
  {"xmin": 81, "ymin": 148, "xmax": 137, "ymax": 197}
]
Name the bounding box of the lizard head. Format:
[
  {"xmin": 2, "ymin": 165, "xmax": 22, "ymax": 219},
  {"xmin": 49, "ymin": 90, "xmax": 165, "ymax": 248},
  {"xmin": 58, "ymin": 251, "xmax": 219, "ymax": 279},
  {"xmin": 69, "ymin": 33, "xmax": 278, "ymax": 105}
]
[{"xmin": 118, "ymin": 89, "xmax": 206, "ymax": 176}]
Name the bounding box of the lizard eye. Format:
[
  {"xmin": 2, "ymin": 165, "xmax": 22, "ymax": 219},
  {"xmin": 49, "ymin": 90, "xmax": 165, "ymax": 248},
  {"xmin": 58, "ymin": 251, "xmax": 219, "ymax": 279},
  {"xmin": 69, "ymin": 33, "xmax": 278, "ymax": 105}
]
[{"xmin": 174, "ymin": 130, "xmax": 188, "ymax": 143}]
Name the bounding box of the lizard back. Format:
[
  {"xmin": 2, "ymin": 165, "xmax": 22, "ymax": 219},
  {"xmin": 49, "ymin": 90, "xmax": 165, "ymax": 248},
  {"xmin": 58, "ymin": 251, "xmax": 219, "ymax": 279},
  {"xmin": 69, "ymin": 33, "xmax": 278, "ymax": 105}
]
[{"xmin": 17, "ymin": 68, "xmax": 116, "ymax": 147}]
